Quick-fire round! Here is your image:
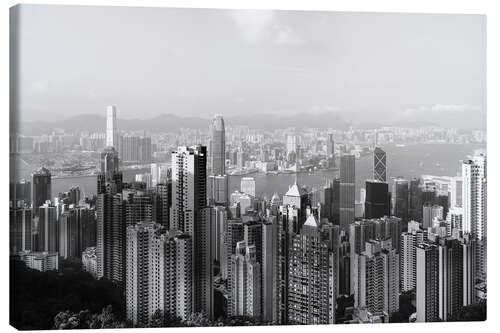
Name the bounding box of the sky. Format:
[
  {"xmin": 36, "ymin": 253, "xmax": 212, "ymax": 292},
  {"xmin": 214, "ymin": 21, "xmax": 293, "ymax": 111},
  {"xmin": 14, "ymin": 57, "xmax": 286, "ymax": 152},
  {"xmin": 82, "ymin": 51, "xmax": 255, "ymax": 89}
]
[{"xmin": 13, "ymin": 4, "xmax": 486, "ymax": 127}]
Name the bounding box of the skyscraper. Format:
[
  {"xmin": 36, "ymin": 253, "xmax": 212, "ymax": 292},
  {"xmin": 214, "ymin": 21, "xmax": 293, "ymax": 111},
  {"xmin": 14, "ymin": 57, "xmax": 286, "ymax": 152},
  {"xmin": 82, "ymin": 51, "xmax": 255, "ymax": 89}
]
[
  {"xmin": 96, "ymin": 145, "xmax": 125, "ymax": 283},
  {"xmin": 229, "ymin": 241, "xmax": 262, "ymax": 319},
  {"xmin": 438, "ymin": 238, "xmax": 464, "ymax": 321},
  {"xmin": 59, "ymin": 209, "xmax": 79, "ymax": 259},
  {"xmin": 123, "ymin": 190, "xmax": 153, "ymax": 226},
  {"xmin": 364, "ymin": 180, "xmax": 389, "ymax": 219},
  {"xmin": 352, "ymin": 240, "xmax": 399, "ymax": 315},
  {"xmin": 287, "ymin": 215, "xmax": 336, "ymax": 325},
  {"xmin": 326, "ymin": 133, "xmax": 335, "ymax": 168},
  {"xmin": 35, "ymin": 203, "xmax": 58, "ymax": 253},
  {"xmin": 462, "ymin": 154, "xmax": 487, "ymax": 282},
  {"xmin": 422, "ymin": 204, "xmax": 444, "ymax": 229},
  {"xmin": 323, "ymin": 178, "xmax": 340, "ymax": 224},
  {"xmin": 126, "ymin": 221, "xmax": 160, "ymax": 326},
  {"xmin": 373, "ymin": 147, "xmax": 387, "ymax": 182},
  {"xmin": 400, "ymin": 222, "xmax": 428, "ymax": 292},
  {"xmin": 416, "ymin": 243, "xmax": 439, "ymax": 322},
  {"xmin": 241, "ymin": 177, "xmax": 256, "ymax": 197},
  {"xmin": 170, "ymin": 145, "xmax": 213, "ymax": 318},
  {"xmin": 286, "ymin": 134, "xmax": 299, "ymax": 156},
  {"xmin": 450, "ymin": 176, "xmax": 463, "ymax": 209},
  {"xmin": 153, "ymin": 182, "xmax": 171, "ymax": 228},
  {"xmin": 106, "ymin": 105, "xmax": 117, "ymax": 148},
  {"xmin": 223, "ymin": 219, "xmax": 244, "ymax": 281},
  {"xmin": 98, "ymin": 147, "xmax": 123, "ymax": 194},
  {"xmin": 409, "ymin": 178, "xmax": 423, "ymax": 222},
  {"xmin": 31, "ymin": 167, "xmax": 51, "ymax": 208},
  {"xmin": 9, "ymin": 207, "xmax": 32, "ymax": 254},
  {"xmin": 262, "ymin": 218, "xmax": 279, "ymax": 323},
  {"xmin": 208, "ymin": 174, "xmax": 229, "ymax": 206},
  {"xmin": 340, "ymin": 154, "xmax": 355, "ymax": 232},
  {"xmin": 282, "ymin": 182, "xmax": 310, "ymax": 233},
  {"xmin": 392, "ymin": 177, "xmax": 409, "ymax": 223},
  {"xmin": 210, "ymin": 115, "xmax": 225, "ymax": 176}
]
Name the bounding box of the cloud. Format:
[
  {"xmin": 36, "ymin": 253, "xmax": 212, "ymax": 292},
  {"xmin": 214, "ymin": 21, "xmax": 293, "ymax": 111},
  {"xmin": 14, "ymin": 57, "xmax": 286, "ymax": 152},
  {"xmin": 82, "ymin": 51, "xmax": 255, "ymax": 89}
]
[
  {"xmin": 430, "ymin": 104, "xmax": 480, "ymax": 113},
  {"xmin": 227, "ymin": 9, "xmax": 302, "ymax": 45},
  {"xmin": 404, "ymin": 104, "xmax": 480, "ymax": 115}
]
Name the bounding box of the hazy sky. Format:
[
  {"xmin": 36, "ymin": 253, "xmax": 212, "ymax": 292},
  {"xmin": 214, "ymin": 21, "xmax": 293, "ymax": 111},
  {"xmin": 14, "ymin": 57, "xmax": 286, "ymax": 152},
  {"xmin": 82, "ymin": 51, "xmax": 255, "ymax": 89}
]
[{"xmin": 14, "ymin": 4, "xmax": 486, "ymax": 126}]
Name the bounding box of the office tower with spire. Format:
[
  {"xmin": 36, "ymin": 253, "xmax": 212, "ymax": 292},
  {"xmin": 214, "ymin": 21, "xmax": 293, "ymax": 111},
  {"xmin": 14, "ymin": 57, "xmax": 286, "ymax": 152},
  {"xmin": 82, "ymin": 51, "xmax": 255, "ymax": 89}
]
[
  {"xmin": 373, "ymin": 147, "xmax": 387, "ymax": 182},
  {"xmin": 340, "ymin": 154, "xmax": 355, "ymax": 232},
  {"xmin": 287, "ymin": 214, "xmax": 336, "ymax": 325},
  {"xmin": 462, "ymin": 153, "xmax": 487, "ymax": 282},
  {"xmin": 96, "ymin": 107, "xmax": 125, "ymax": 283},
  {"xmin": 364, "ymin": 180, "xmax": 389, "ymax": 219},
  {"xmin": 210, "ymin": 115, "xmax": 225, "ymax": 176},
  {"xmin": 31, "ymin": 167, "xmax": 51, "ymax": 208},
  {"xmin": 106, "ymin": 105, "xmax": 117, "ymax": 148},
  {"xmin": 283, "ymin": 180, "xmax": 310, "ymax": 233},
  {"xmin": 171, "ymin": 145, "xmax": 213, "ymax": 318}
]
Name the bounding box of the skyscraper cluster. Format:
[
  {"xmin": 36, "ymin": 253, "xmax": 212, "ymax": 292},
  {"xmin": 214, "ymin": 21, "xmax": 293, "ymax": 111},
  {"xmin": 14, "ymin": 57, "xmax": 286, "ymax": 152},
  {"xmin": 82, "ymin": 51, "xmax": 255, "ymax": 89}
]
[
  {"xmin": 9, "ymin": 105, "xmax": 486, "ymax": 327},
  {"xmin": 87, "ymin": 107, "xmax": 492, "ymax": 326}
]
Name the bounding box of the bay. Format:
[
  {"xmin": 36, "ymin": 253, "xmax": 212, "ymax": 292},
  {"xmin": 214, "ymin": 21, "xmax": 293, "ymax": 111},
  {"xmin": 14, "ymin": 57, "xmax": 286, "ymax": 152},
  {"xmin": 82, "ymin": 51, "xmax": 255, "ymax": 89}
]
[{"xmin": 52, "ymin": 143, "xmax": 485, "ymax": 201}]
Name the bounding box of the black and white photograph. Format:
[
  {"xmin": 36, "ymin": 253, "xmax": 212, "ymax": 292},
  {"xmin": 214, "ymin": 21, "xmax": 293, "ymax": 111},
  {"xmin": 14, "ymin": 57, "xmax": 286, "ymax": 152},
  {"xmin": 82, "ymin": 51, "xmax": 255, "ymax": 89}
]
[{"xmin": 8, "ymin": 2, "xmax": 488, "ymax": 330}]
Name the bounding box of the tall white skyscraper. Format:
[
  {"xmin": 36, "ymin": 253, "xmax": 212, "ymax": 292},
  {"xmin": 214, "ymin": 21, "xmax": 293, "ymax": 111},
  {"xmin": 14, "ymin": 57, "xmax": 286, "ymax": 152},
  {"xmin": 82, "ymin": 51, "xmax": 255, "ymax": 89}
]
[
  {"xmin": 106, "ymin": 105, "xmax": 117, "ymax": 148},
  {"xmin": 462, "ymin": 154, "xmax": 487, "ymax": 281},
  {"xmin": 170, "ymin": 145, "xmax": 213, "ymax": 318},
  {"xmin": 462, "ymin": 154, "xmax": 486, "ymax": 240},
  {"xmin": 401, "ymin": 224, "xmax": 428, "ymax": 292}
]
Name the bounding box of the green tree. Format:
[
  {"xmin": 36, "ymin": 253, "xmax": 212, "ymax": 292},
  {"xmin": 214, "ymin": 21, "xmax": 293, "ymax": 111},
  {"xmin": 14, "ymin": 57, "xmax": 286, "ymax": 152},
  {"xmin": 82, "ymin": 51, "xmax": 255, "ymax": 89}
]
[{"xmin": 449, "ymin": 301, "xmax": 487, "ymax": 322}]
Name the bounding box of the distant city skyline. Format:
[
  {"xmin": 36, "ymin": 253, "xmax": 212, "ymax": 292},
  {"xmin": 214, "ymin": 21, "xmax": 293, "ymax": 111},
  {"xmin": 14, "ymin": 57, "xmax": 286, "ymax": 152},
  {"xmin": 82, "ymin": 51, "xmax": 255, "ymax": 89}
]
[{"xmin": 13, "ymin": 5, "xmax": 485, "ymax": 128}]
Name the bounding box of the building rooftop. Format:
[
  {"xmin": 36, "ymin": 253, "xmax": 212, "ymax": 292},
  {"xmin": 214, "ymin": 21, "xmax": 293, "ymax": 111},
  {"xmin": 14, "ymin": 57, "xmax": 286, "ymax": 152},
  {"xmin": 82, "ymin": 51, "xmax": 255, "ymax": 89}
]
[
  {"xmin": 285, "ymin": 183, "xmax": 307, "ymax": 197},
  {"xmin": 304, "ymin": 214, "xmax": 319, "ymax": 228}
]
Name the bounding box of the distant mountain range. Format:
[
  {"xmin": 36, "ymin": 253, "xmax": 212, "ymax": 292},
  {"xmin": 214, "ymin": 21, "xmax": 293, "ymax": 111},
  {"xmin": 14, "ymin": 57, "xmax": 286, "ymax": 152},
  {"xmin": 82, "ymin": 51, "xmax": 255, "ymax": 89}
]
[
  {"xmin": 17, "ymin": 110, "xmax": 483, "ymax": 136},
  {"xmin": 19, "ymin": 112, "xmax": 352, "ymax": 135}
]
